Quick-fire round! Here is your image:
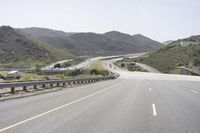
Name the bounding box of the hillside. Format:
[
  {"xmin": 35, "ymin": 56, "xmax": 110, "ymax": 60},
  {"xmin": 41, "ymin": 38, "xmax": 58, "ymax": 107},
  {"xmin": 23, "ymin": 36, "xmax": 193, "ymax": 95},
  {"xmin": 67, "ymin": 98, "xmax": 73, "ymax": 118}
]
[
  {"xmin": 132, "ymin": 34, "xmax": 162, "ymax": 51},
  {"xmin": 19, "ymin": 28, "xmax": 163, "ymax": 56},
  {"xmin": 131, "ymin": 35, "xmax": 200, "ymax": 74},
  {"xmin": 19, "ymin": 27, "xmax": 74, "ymax": 38},
  {"xmin": 0, "ymin": 26, "xmax": 72, "ymax": 67}
]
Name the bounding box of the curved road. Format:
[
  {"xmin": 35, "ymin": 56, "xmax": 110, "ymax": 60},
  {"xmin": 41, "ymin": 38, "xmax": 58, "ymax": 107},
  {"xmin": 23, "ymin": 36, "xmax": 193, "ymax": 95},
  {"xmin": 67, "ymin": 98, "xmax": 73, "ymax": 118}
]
[{"xmin": 1, "ymin": 60, "xmax": 200, "ymax": 133}]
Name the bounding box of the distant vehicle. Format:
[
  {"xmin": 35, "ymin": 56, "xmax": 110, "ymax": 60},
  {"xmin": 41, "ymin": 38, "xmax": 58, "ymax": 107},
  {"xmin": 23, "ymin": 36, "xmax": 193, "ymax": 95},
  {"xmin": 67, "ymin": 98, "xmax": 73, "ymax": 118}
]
[
  {"xmin": 114, "ymin": 67, "xmax": 116, "ymax": 69},
  {"xmin": 5, "ymin": 70, "xmax": 20, "ymax": 79}
]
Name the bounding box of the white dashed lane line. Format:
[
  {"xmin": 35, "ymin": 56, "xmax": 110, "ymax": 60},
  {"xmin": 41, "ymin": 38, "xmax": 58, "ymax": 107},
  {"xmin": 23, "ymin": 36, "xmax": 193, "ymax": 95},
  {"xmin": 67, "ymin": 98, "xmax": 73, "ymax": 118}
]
[
  {"xmin": 149, "ymin": 88, "xmax": 152, "ymax": 92},
  {"xmin": 152, "ymin": 103, "xmax": 157, "ymax": 116},
  {"xmin": 191, "ymin": 89, "xmax": 200, "ymax": 94}
]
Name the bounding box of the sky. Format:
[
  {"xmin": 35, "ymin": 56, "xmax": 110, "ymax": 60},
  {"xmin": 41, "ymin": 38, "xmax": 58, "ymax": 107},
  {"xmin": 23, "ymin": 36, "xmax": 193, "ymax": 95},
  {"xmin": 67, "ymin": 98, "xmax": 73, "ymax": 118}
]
[{"xmin": 0, "ymin": 0, "xmax": 200, "ymax": 42}]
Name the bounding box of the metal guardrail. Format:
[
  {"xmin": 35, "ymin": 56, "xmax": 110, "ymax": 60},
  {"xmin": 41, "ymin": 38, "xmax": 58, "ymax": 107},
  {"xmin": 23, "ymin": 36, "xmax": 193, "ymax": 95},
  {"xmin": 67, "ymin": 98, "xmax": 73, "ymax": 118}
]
[{"xmin": 0, "ymin": 74, "xmax": 120, "ymax": 94}]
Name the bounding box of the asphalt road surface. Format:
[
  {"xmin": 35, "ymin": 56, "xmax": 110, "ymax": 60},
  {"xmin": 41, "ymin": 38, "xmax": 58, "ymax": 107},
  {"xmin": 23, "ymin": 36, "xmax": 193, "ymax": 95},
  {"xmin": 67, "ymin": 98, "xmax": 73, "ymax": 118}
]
[
  {"xmin": 1, "ymin": 69, "xmax": 200, "ymax": 133},
  {"xmin": 1, "ymin": 57, "xmax": 200, "ymax": 133}
]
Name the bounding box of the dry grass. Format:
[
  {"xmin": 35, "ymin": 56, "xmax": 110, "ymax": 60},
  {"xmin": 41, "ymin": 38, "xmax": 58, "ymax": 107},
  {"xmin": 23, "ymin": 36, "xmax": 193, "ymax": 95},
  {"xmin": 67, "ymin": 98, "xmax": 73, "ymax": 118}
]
[
  {"xmin": 20, "ymin": 73, "xmax": 46, "ymax": 81},
  {"xmin": 0, "ymin": 71, "xmax": 8, "ymax": 75},
  {"xmin": 0, "ymin": 71, "xmax": 45, "ymax": 82},
  {"xmin": 87, "ymin": 60, "xmax": 105, "ymax": 70}
]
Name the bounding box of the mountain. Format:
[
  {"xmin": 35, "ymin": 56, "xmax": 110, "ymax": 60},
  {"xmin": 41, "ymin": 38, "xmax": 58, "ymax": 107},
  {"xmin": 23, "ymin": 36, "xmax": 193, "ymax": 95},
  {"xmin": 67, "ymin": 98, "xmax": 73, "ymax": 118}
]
[
  {"xmin": 19, "ymin": 27, "xmax": 74, "ymax": 38},
  {"xmin": 132, "ymin": 35, "xmax": 200, "ymax": 74},
  {"xmin": 0, "ymin": 26, "xmax": 72, "ymax": 67},
  {"xmin": 132, "ymin": 34, "xmax": 162, "ymax": 50},
  {"xmin": 19, "ymin": 28, "xmax": 163, "ymax": 56}
]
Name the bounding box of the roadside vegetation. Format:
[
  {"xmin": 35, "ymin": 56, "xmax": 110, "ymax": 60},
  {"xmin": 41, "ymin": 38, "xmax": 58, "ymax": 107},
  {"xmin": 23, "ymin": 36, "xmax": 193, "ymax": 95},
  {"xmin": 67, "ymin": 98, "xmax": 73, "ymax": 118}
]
[
  {"xmin": 86, "ymin": 60, "xmax": 109, "ymax": 76},
  {"xmin": 129, "ymin": 36, "xmax": 200, "ymax": 75},
  {"xmin": 53, "ymin": 58, "xmax": 85, "ymax": 68},
  {"xmin": 0, "ymin": 60, "xmax": 110, "ymax": 83},
  {"xmin": 114, "ymin": 60, "xmax": 147, "ymax": 72}
]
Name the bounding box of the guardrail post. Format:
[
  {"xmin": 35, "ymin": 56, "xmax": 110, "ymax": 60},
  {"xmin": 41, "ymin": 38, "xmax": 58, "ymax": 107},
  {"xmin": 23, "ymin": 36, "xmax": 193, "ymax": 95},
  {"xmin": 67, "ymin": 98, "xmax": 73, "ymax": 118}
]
[
  {"xmin": 23, "ymin": 86, "xmax": 27, "ymax": 91},
  {"xmin": 11, "ymin": 87, "xmax": 15, "ymax": 93},
  {"xmin": 50, "ymin": 83, "xmax": 53, "ymax": 87},
  {"xmin": 63, "ymin": 82, "xmax": 65, "ymax": 86},
  {"xmin": 33, "ymin": 85, "xmax": 37, "ymax": 89},
  {"xmin": 0, "ymin": 74, "xmax": 118, "ymax": 95}
]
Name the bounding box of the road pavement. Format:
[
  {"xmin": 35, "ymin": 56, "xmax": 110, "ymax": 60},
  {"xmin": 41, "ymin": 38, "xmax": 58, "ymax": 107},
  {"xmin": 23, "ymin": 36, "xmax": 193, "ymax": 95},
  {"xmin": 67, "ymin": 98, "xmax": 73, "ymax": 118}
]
[
  {"xmin": 1, "ymin": 56, "xmax": 200, "ymax": 133},
  {"xmin": 1, "ymin": 70, "xmax": 200, "ymax": 132},
  {"xmin": 41, "ymin": 52, "xmax": 146, "ymax": 71}
]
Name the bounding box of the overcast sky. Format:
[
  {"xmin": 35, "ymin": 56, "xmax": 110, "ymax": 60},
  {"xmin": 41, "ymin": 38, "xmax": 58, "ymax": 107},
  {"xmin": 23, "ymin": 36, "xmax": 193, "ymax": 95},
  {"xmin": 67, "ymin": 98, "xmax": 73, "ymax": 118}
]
[{"xmin": 1, "ymin": 0, "xmax": 200, "ymax": 42}]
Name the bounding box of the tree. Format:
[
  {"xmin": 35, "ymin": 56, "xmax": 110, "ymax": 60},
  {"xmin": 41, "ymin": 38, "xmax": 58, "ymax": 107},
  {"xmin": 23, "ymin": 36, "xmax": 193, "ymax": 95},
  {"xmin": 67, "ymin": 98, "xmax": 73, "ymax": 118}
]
[
  {"xmin": 54, "ymin": 63, "xmax": 61, "ymax": 68},
  {"xmin": 193, "ymin": 58, "xmax": 200, "ymax": 66},
  {"xmin": 121, "ymin": 63, "xmax": 125, "ymax": 67}
]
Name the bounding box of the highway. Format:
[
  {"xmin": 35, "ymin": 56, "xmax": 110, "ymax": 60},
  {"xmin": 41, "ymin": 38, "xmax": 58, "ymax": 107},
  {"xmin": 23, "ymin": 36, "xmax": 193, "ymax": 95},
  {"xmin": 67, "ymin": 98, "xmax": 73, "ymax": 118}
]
[
  {"xmin": 1, "ymin": 59, "xmax": 200, "ymax": 132},
  {"xmin": 41, "ymin": 53, "xmax": 146, "ymax": 71}
]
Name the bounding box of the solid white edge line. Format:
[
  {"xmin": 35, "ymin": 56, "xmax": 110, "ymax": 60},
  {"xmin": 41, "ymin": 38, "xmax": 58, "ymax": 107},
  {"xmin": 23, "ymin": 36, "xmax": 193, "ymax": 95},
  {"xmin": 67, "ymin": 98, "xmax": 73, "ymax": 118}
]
[
  {"xmin": 0, "ymin": 81, "xmax": 123, "ymax": 133},
  {"xmin": 152, "ymin": 103, "xmax": 157, "ymax": 116}
]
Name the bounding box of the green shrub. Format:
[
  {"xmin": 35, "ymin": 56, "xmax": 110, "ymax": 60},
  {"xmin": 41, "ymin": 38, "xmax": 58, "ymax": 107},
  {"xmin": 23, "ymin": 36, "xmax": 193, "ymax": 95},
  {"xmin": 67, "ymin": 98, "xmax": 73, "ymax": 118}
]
[
  {"xmin": 54, "ymin": 63, "xmax": 61, "ymax": 68},
  {"xmin": 90, "ymin": 69, "xmax": 109, "ymax": 76},
  {"xmin": 193, "ymin": 58, "xmax": 200, "ymax": 66},
  {"xmin": 65, "ymin": 70, "xmax": 80, "ymax": 77},
  {"xmin": 35, "ymin": 67, "xmax": 44, "ymax": 75},
  {"xmin": 121, "ymin": 63, "xmax": 125, "ymax": 67}
]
